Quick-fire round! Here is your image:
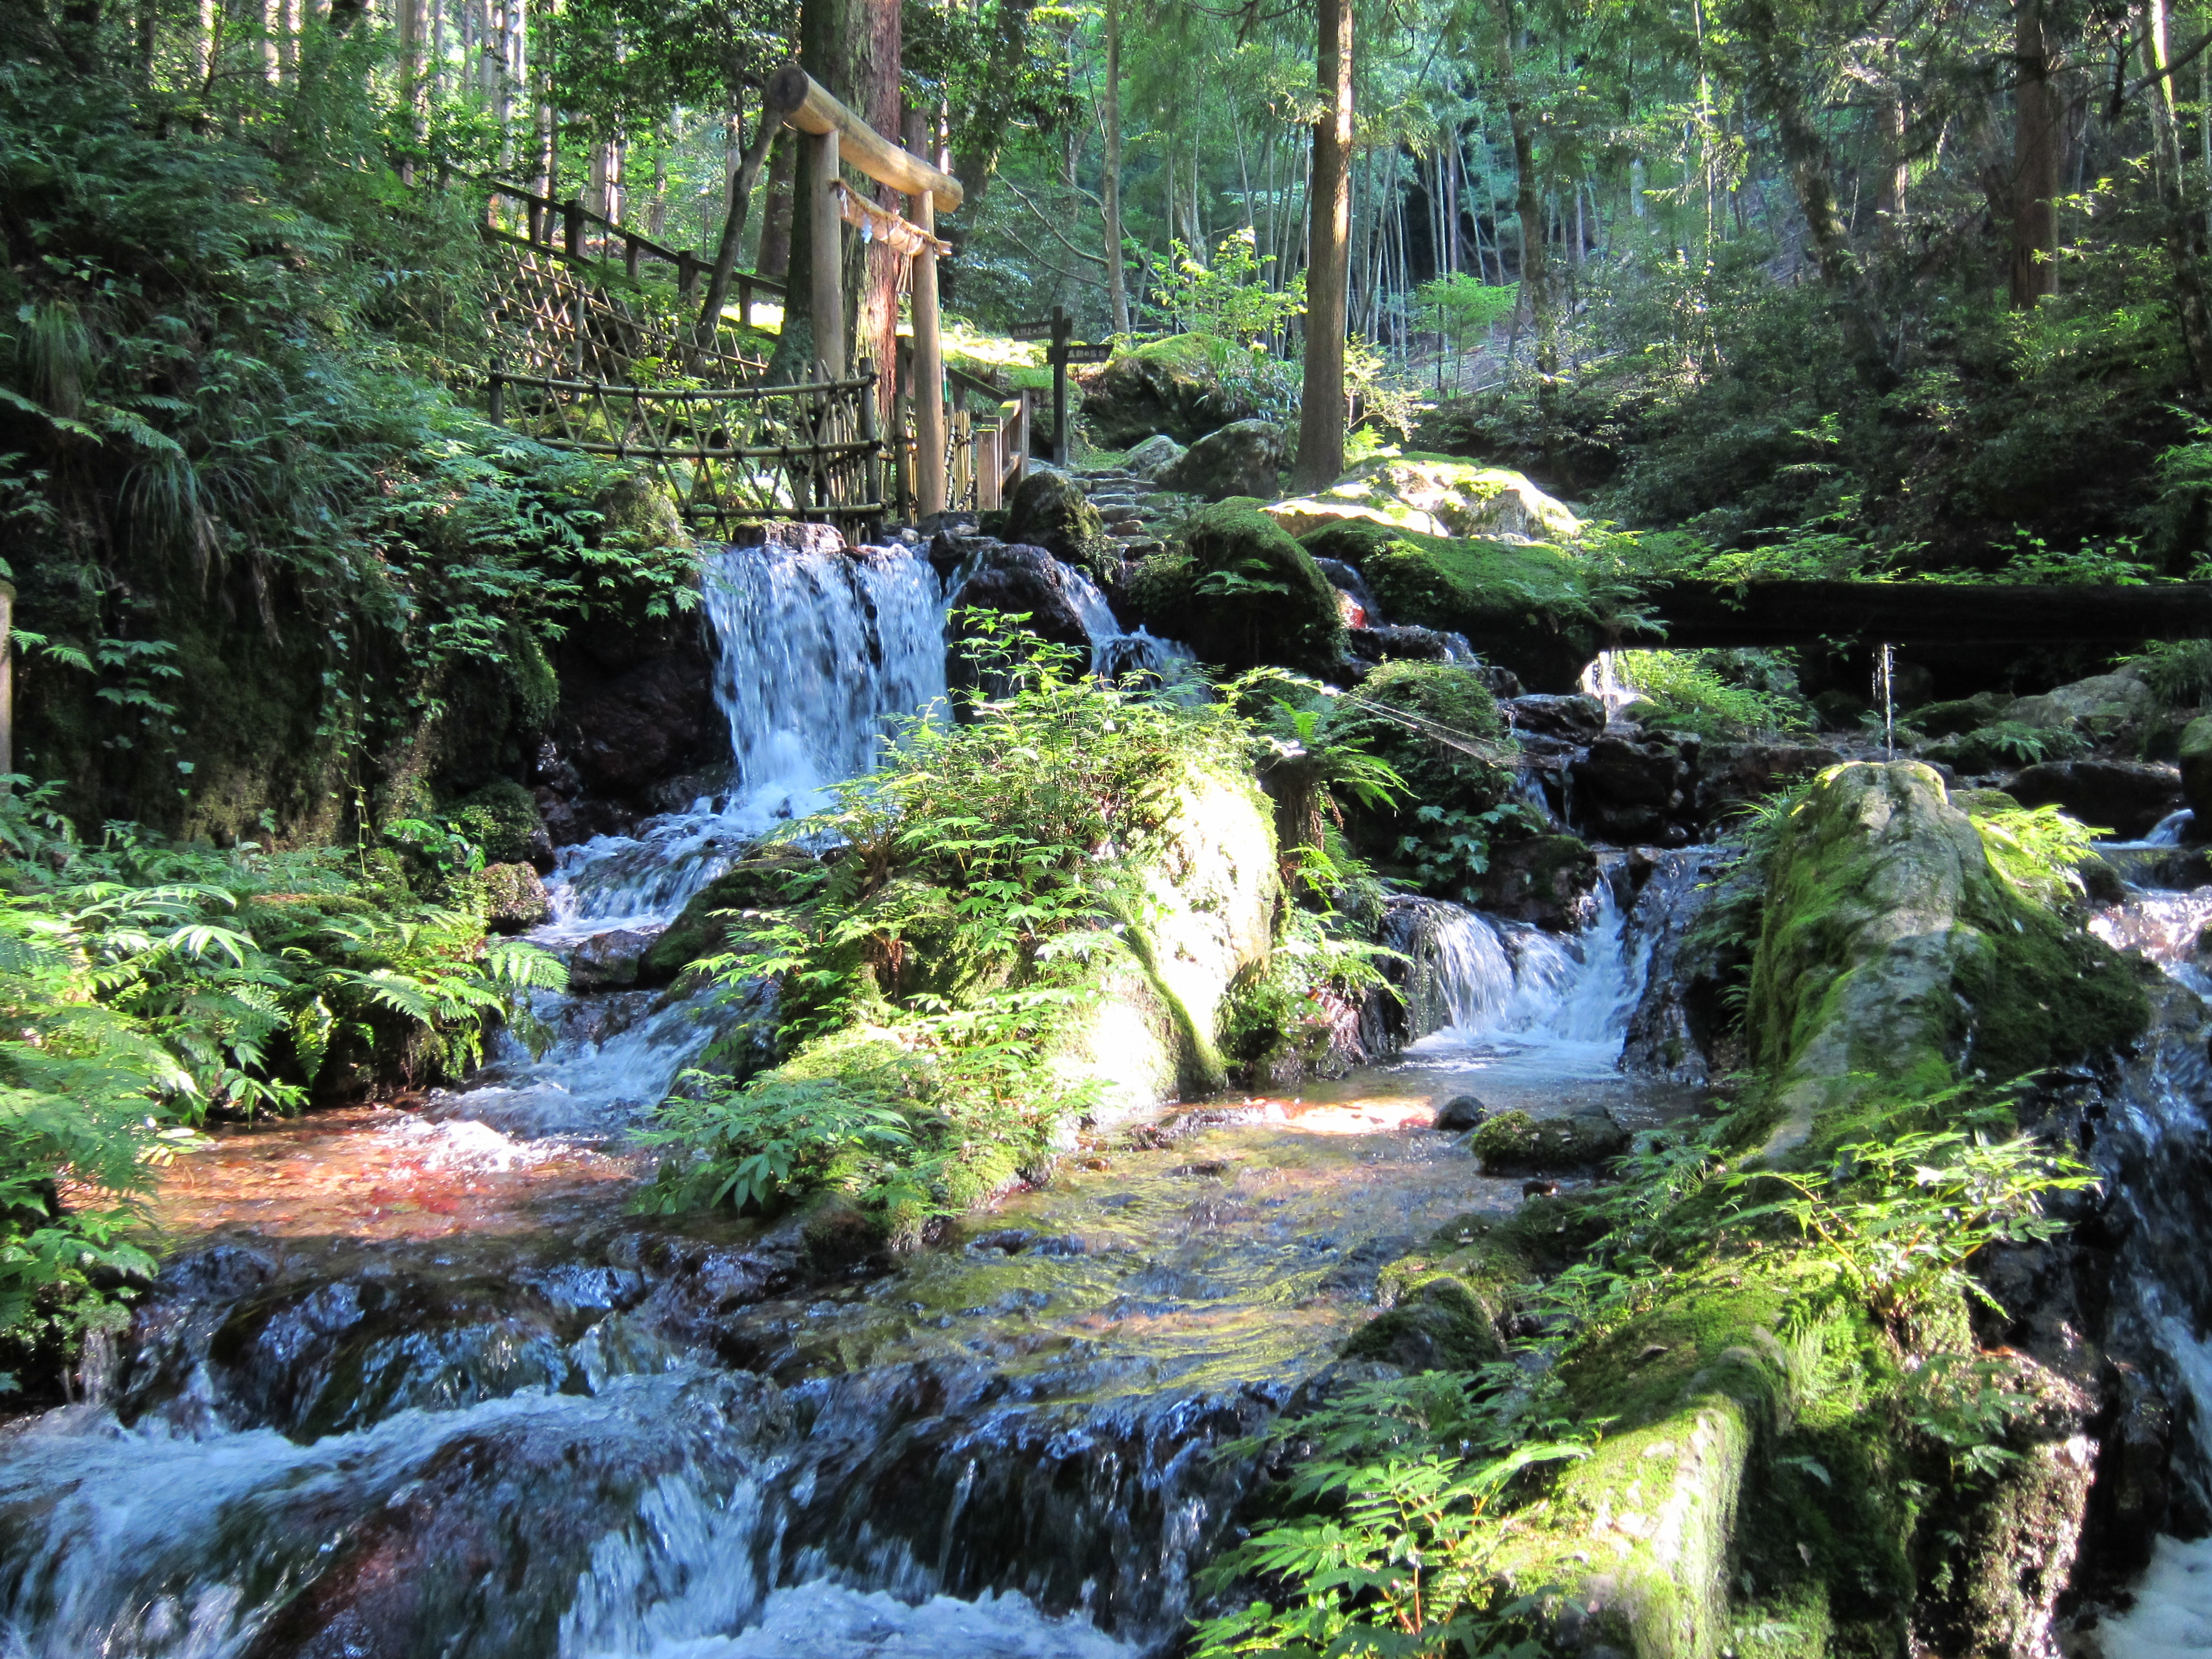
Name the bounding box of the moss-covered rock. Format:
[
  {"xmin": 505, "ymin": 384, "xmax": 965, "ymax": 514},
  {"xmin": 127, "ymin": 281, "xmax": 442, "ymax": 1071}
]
[
  {"xmin": 1004, "ymin": 469, "xmax": 1115, "ymax": 580},
  {"xmin": 1265, "ymin": 454, "xmax": 1583, "ymax": 542},
  {"xmin": 1476, "ymin": 833, "xmax": 1601, "ymax": 931},
  {"xmin": 1467, "ymin": 1106, "xmax": 1629, "ymax": 1173},
  {"xmin": 1138, "ymin": 503, "xmax": 1344, "ymax": 678},
  {"xmin": 478, "ymin": 862, "xmax": 551, "ymax": 931},
  {"xmin": 445, "ymin": 779, "xmax": 548, "ymax": 867},
  {"xmin": 1746, "ymin": 761, "xmax": 2146, "ymax": 1163},
  {"xmin": 1340, "ymin": 1275, "xmax": 1507, "ymax": 1369},
  {"xmin": 639, "ymin": 851, "xmax": 819, "ymax": 982},
  {"xmin": 1081, "ymin": 333, "xmax": 1264, "ymax": 446},
  {"xmin": 1157, "ymin": 419, "xmax": 1287, "ymax": 501},
  {"xmin": 1298, "ymin": 519, "xmax": 1602, "ymax": 692}
]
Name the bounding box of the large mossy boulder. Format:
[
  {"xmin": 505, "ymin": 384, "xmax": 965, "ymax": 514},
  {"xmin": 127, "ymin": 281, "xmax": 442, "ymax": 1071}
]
[
  {"xmin": 1130, "ymin": 503, "xmax": 1344, "ymax": 677},
  {"xmin": 1264, "ymin": 454, "xmax": 1583, "ymax": 542},
  {"xmin": 946, "ymin": 543, "xmax": 1102, "ymax": 679},
  {"xmin": 1157, "ymin": 419, "xmax": 1287, "ymax": 501},
  {"xmin": 1081, "ymin": 335, "xmax": 1262, "ymax": 447},
  {"xmin": 1298, "ymin": 519, "xmax": 1601, "ymax": 693},
  {"xmin": 1746, "ymin": 761, "xmax": 2147, "ymax": 1163},
  {"xmin": 1003, "ymin": 470, "xmax": 1114, "ymax": 579}
]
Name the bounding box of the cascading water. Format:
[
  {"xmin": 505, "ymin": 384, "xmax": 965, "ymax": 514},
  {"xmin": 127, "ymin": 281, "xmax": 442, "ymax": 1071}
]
[
  {"xmin": 2086, "ymin": 882, "xmax": 2212, "ymax": 1655},
  {"xmin": 545, "ymin": 536, "xmax": 950, "ymax": 937}
]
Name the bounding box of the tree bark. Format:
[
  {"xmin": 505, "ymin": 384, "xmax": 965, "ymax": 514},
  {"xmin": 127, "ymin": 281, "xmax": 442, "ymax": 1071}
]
[
  {"xmin": 759, "ymin": 129, "xmax": 797, "ymax": 278},
  {"xmin": 1102, "ymin": 0, "xmax": 1130, "ymax": 334},
  {"xmin": 772, "ymin": 0, "xmax": 862, "ymax": 380},
  {"xmin": 856, "ymin": 0, "xmax": 902, "ymax": 416},
  {"xmin": 2141, "ymin": 0, "xmax": 2212, "ymax": 389},
  {"xmin": 1293, "ymin": 0, "xmax": 1353, "ymax": 493},
  {"xmin": 2010, "ymin": 0, "xmax": 2061, "ymax": 304},
  {"xmin": 696, "ymin": 89, "xmax": 789, "ymax": 349}
]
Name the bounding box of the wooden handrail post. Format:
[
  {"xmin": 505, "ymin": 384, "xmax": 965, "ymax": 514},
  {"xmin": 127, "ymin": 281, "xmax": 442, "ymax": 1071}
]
[
  {"xmin": 488, "ymin": 372, "xmax": 505, "ymax": 424},
  {"xmin": 623, "ymin": 234, "xmax": 640, "ymax": 281},
  {"xmin": 563, "ymin": 199, "xmax": 583, "ymax": 259},
  {"xmin": 677, "ymin": 250, "xmax": 697, "ymax": 297},
  {"xmin": 910, "ymin": 186, "xmax": 945, "ymax": 518},
  {"xmin": 809, "ymin": 127, "xmax": 844, "ymax": 378}
]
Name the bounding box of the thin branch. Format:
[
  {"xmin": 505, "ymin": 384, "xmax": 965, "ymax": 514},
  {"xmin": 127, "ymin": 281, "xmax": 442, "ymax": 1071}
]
[{"xmin": 997, "ymin": 175, "xmax": 1110, "ymax": 266}]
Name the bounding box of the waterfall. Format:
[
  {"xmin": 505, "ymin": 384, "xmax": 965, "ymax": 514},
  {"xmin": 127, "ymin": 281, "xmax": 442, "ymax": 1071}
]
[{"xmin": 545, "ymin": 539, "xmax": 950, "ymax": 936}]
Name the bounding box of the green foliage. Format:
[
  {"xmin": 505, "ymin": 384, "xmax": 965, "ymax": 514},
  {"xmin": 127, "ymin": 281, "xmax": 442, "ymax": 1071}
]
[
  {"xmin": 642, "ymin": 1073, "xmax": 914, "ymax": 1215},
  {"xmin": 0, "ymin": 778, "xmax": 561, "ymax": 1368},
  {"xmin": 1920, "ymin": 720, "xmax": 2088, "ymax": 774},
  {"xmin": 2117, "ymin": 639, "xmax": 2212, "ymax": 709},
  {"xmin": 1726, "ymin": 1104, "xmax": 2096, "ymax": 1330},
  {"xmin": 1968, "ymin": 804, "xmax": 2100, "ymax": 907},
  {"xmin": 648, "ymin": 617, "xmax": 1247, "ymax": 1228},
  {"xmin": 1614, "ymin": 649, "xmax": 1812, "ymax": 739},
  {"xmin": 1151, "ymin": 229, "xmax": 1307, "ymax": 349}
]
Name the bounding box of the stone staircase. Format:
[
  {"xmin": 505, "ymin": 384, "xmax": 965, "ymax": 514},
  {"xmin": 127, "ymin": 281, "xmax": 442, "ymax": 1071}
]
[{"xmin": 1069, "ymin": 464, "xmax": 1201, "ymax": 560}]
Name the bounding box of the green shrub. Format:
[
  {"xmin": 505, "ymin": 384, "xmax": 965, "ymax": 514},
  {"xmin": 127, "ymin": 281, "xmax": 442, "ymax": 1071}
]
[{"xmin": 1615, "ymin": 648, "xmax": 1812, "ymax": 738}]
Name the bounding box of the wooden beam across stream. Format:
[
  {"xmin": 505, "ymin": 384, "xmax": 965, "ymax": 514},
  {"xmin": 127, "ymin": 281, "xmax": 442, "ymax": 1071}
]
[{"xmin": 1641, "ymin": 578, "xmax": 2212, "ymax": 651}]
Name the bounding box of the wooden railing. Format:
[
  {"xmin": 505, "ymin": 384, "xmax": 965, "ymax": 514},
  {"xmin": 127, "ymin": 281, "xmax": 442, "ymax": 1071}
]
[
  {"xmin": 467, "ymin": 175, "xmax": 788, "ymax": 329},
  {"xmin": 489, "ymin": 366, "xmax": 885, "ymax": 535}
]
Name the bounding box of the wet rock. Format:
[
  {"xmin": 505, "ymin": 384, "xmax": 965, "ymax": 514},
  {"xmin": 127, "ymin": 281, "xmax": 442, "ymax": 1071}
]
[
  {"xmin": 1158, "ymin": 419, "xmax": 1288, "ymax": 502},
  {"xmin": 1476, "ymin": 833, "xmax": 1600, "ymax": 931},
  {"xmin": 1467, "ymin": 1107, "xmax": 1628, "ymax": 1173},
  {"xmin": 479, "ymin": 862, "xmax": 551, "ymax": 932},
  {"xmin": 1692, "ymin": 740, "xmax": 1842, "ymax": 828},
  {"xmin": 1913, "ymin": 690, "xmax": 2017, "ymax": 737},
  {"xmin": 1504, "ymin": 692, "xmax": 1606, "ymax": 746},
  {"xmin": 1346, "ymin": 623, "xmax": 1473, "ymax": 667},
  {"xmin": 1570, "ymin": 726, "xmax": 1692, "ymax": 842},
  {"xmin": 1122, "ymin": 433, "xmax": 1186, "ymax": 478},
  {"xmin": 568, "ymin": 927, "xmax": 660, "ymax": 991},
  {"xmin": 640, "ymin": 850, "xmax": 815, "ymax": 982},
  {"xmin": 1432, "ymin": 1094, "xmax": 1488, "ymax": 1131},
  {"xmin": 2003, "ymin": 759, "xmax": 2183, "ymax": 841},
  {"xmin": 2180, "ymin": 715, "xmax": 2212, "ymax": 830},
  {"xmin": 2080, "ymin": 1362, "xmax": 2173, "ymax": 1587},
  {"xmin": 947, "ymin": 543, "xmax": 1100, "ymax": 668},
  {"xmin": 1341, "ymin": 1276, "xmax": 1506, "ymax": 1369}
]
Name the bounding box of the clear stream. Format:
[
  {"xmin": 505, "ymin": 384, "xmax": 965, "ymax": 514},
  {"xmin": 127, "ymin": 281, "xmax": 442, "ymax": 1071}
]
[{"xmin": 9, "ymin": 535, "xmax": 2204, "ymax": 1657}]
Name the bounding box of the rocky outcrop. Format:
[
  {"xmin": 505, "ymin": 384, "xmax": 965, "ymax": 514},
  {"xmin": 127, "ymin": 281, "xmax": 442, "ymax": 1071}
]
[
  {"xmin": 1125, "ymin": 504, "xmax": 1346, "ymax": 679},
  {"xmin": 1122, "ymin": 434, "xmax": 1186, "ymax": 478},
  {"xmin": 1081, "ymin": 336, "xmax": 1262, "ymax": 446},
  {"xmin": 1157, "ymin": 420, "xmax": 1287, "ymax": 502},
  {"xmin": 1263, "ymin": 455, "xmax": 1583, "ymax": 542},
  {"xmin": 1746, "ymin": 761, "xmax": 2144, "ymax": 1164},
  {"xmin": 1476, "ymin": 833, "xmax": 1600, "ymax": 930},
  {"xmin": 945, "ymin": 543, "xmax": 1101, "ymax": 673},
  {"xmin": 1004, "ymin": 469, "xmax": 1111, "ymax": 571}
]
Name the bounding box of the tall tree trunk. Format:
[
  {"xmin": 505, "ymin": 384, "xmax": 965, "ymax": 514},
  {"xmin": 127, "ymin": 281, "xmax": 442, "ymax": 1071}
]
[
  {"xmin": 2010, "ymin": 0, "xmax": 2061, "ymax": 304},
  {"xmin": 857, "ymin": 0, "xmax": 902, "ymax": 414},
  {"xmin": 2142, "ymin": 0, "xmax": 2212, "ymax": 388},
  {"xmin": 699, "ymin": 90, "xmax": 795, "ymax": 341},
  {"xmin": 1102, "ymin": 0, "xmax": 1130, "ymax": 333},
  {"xmin": 773, "ymin": 0, "xmax": 870, "ymax": 379},
  {"xmin": 1293, "ymin": 0, "xmax": 1353, "ymax": 491},
  {"xmin": 1729, "ymin": 0, "xmax": 1892, "ymax": 381},
  {"xmin": 759, "ymin": 129, "xmax": 797, "ymax": 278},
  {"xmin": 1498, "ymin": 8, "xmax": 1547, "ymax": 357}
]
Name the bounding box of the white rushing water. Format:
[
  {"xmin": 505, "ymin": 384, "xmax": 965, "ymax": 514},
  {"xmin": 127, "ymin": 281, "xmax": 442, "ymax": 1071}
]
[
  {"xmin": 543, "ymin": 538, "xmax": 951, "ymax": 938},
  {"xmin": 2102, "ymin": 1535, "xmax": 2212, "ymax": 1657},
  {"xmin": 1401, "ymin": 882, "xmax": 1645, "ymax": 1083}
]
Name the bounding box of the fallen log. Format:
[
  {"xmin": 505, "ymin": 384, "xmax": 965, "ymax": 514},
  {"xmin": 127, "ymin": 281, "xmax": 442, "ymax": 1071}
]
[{"xmin": 1637, "ymin": 579, "xmax": 2212, "ymax": 651}]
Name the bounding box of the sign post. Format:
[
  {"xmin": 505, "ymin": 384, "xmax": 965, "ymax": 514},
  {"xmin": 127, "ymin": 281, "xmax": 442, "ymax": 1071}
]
[{"xmin": 1011, "ymin": 309, "xmax": 1119, "ymax": 466}]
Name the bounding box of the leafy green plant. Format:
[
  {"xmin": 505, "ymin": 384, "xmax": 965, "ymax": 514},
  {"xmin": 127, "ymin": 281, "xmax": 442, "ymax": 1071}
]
[
  {"xmin": 642, "ymin": 1074, "xmax": 914, "ymax": 1214},
  {"xmin": 1726, "ymin": 1112, "xmax": 2096, "ymax": 1329},
  {"xmin": 1969, "ymin": 804, "xmax": 2101, "ymax": 907},
  {"xmin": 1614, "ymin": 649, "xmax": 1812, "ymax": 737},
  {"xmin": 2117, "ymin": 638, "xmax": 2212, "ymax": 708}
]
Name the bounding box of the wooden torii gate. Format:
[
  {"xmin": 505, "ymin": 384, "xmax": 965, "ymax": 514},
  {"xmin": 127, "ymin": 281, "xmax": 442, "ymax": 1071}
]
[{"xmin": 765, "ymin": 61, "xmax": 964, "ymax": 519}]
